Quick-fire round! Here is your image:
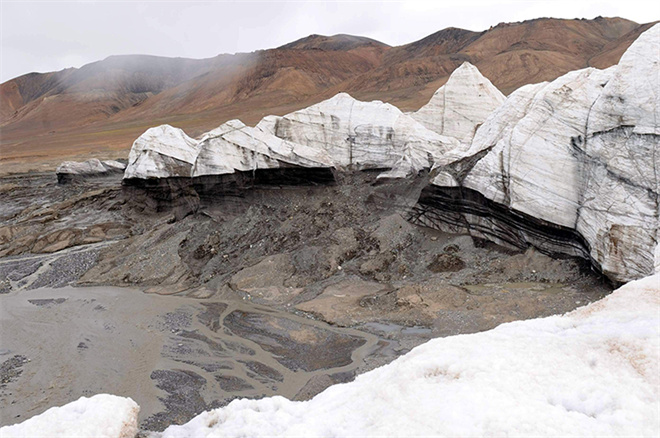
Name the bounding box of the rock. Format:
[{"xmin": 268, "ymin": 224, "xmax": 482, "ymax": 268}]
[
  {"xmin": 230, "ymin": 254, "xmax": 302, "ymax": 305},
  {"xmin": 370, "ymin": 214, "xmax": 415, "ymax": 254},
  {"xmin": 359, "ymin": 253, "xmax": 395, "ymax": 278},
  {"xmin": 426, "ymin": 252, "xmax": 465, "ymax": 273},
  {"xmin": 56, "ymin": 159, "xmax": 126, "ymax": 183},
  {"xmin": 412, "ymin": 62, "xmax": 505, "ymax": 144},
  {"xmin": 415, "ymin": 23, "xmax": 660, "ymax": 283}
]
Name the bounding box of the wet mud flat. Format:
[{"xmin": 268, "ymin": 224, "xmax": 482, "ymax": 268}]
[
  {"xmin": 0, "ymin": 170, "xmax": 614, "ymax": 432},
  {"xmin": 0, "ymin": 286, "xmax": 382, "ymax": 431}
]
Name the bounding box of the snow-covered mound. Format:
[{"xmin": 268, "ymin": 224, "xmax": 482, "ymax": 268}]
[
  {"xmin": 0, "ymin": 394, "xmax": 139, "ymax": 438},
  {"xmin": 158, "ymin": 274, "xmax": 659, "ymax": 437},
  {"xmin": 424, "ymin": 23, "xmax": 660, "ymax": 283},
  {"xmin": 412, "ymin": 62, "xmax": 506, "ymax": 143}
]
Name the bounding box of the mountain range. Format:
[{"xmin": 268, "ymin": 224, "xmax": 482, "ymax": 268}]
[{"xmin": 0, "ymin": 16, "xmax": 656, "ymax": 173}]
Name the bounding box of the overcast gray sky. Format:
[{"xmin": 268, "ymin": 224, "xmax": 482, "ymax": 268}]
[{"xmin": 1, "ymin": 0, "xmax": 659, "ymax": 83}]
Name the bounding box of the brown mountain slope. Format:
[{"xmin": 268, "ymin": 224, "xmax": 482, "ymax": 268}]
[
  {"xmin": 332, "ymin": 27, "xmax": 482, "ymax": 103},
  {"xmin": 589, "ymin": 20, "xmax": 660, "ymax": 68},
  {"xmin": 0, "ymin": 35, "xmax": 390, "ymax": 172},
  {"xmin": 113, "ymin": 43, "xmax": 388, "ymax": 127},
  {"xmin": 0, "ymin": 69, "xmax": 75, "ymax": 120},
  {"xmin": 338, "ymin": 16, "xmax": 639, "ymax": 109},
  {"xmin": 0, "ymin": 17, "xmax": 651, "ymax": 173},
  {"xmin": 279, "ymin": 33, "xmax": 388, "ymax": 51},
  {"xmin": 0, "ymin": 55, "xmax": 216, "ymax": 136}
]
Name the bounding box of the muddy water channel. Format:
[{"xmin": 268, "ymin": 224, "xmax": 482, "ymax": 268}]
[{"xmin": 0, "ymin": 286, "xmax": 382, "ymax": 430}]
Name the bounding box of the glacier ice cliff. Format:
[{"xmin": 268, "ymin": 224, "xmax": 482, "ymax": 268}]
[
  {"xmin": 56, "ymin": 158, "xmax": 126, "ymax": 183},
  {"xmin": 414, "ymin": 23, "xmax": 659, "ymax": 283},
  {"xmin": 123, "ymin": 125, "xmax": 199, "ymax": 180},
  {"xmin": 124, "ymin": 93, "xmax": 458, "ymax": 182}
]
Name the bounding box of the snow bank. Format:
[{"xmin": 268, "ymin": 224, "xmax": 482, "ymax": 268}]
[
  {"xmin": 1, "ymin": 394, "xmax": 139, "ymax": 438},
  {"xmin": 160, "ymin": 274, "xmax": 660, "ymax": 437}
]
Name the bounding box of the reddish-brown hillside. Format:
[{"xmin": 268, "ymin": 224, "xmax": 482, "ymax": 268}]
[
  {"xmin": 114, "ymin": 39, "xmax": 388, "ymax": 129},
  {"xmin": 0, "ymin": 17, "xmax": 652, "ymax": 173},
  {"xmin": 589, "ymin": 21, "xmax": 659, "ymax": 68},
  {"xmin": 338, "ymin": 17, "xmax": 639, "ymax": 109}
]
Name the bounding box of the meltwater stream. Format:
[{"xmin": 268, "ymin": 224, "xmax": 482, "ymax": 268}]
[{"xmin": 0, "ymin": 286, "xmax": 381, "ymax": 431}]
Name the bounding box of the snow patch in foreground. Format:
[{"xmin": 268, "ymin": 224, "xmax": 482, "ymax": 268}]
[
  {"xmin": 1, "ymin": 394, "xmax": 139, "ymax": 438},
  {"xmin": 161, "ymin": 274, "xmax": 660, "ymax": 437}
]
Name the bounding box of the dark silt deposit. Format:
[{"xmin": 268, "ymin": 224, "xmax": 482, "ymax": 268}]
[
  {"xmin": 410, "ymin": 185, "xmax": 594, "ymax": 263},
  {"xmin": 0, "ymin": 168, "xmax": 613, "ymax": 432}
]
